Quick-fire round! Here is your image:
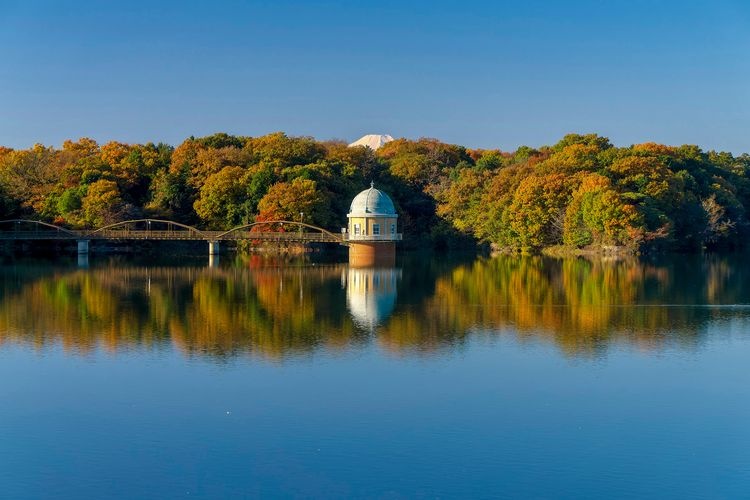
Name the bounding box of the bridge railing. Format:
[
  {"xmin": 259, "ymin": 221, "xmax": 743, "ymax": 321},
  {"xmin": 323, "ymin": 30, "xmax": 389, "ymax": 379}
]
[
  {"xmin": 0, "ymin": 229, "xmax": 345, "ymax": 242},
  {"xmin": 0, "ymin": 229, "xmax": 401, "ymax": 243},
  {"xmin": 0, "ymin": 231, "xmax": 85, "ymax": 240},
  {"xmin": 0, "ymin": 219, "xmax": 359, "ymax": 244},
  {"xmin": 342, "ymin": 233, "xmax": 403, "ymax": 242},
  {"xmin": 219, "ymin": 231, "xmax": 342, "ymax": 242},
  {"xmin": 87, "ymin": 229, "xmax": 206, "ymax": 240}
]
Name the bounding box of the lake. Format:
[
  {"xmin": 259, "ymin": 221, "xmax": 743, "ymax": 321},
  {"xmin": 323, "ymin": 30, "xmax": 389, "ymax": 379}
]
[{"xmin": 1, "ymin": 253, "xmax": 748, "ymax": 498}]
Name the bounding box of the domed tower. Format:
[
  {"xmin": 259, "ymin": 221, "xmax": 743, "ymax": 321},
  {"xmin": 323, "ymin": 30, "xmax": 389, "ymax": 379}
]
[{"xmin": 345, "ymin": 182, "xmax": 401, "ymax": 266}]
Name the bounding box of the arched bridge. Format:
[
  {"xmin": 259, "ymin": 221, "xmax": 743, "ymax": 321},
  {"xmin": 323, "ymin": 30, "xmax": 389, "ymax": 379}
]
[{"xmin": 0, "ymin": 219, "xmax": 348, "ymax": 254}]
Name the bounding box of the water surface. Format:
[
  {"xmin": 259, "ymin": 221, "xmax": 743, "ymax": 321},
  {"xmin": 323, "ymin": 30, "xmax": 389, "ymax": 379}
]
[{"xmin": 1, "ymin": 254, "xmax": 748, "ymax": 498}]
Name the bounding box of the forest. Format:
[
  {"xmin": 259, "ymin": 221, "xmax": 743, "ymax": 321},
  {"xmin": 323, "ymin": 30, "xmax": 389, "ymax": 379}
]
[{"xmin": 0, "ymin": 132, "xmax": 749, "ymax": 252}]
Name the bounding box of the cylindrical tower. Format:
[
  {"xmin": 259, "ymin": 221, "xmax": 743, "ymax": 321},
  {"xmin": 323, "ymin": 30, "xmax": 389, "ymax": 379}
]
[{"xmin": 345, "ymin": 183, "xmax": 401, "ymax": 267}]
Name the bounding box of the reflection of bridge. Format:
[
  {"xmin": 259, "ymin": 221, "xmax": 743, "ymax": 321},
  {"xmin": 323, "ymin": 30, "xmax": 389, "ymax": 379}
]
[{"xmin": 0, "ymin": 219, "xmax": 361, "ymax": 255}]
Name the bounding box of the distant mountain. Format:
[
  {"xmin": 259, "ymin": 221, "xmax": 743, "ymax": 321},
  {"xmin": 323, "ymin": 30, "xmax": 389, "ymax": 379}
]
[{"xmin": 348, "ymin": 134, "xmax": 394, "ymax": 150}]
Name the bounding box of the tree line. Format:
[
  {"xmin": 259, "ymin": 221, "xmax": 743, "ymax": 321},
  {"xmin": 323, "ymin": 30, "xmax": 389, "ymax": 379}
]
[{"xmin": 1, "ymin": 132, "xmax": 748, "ymax": 251}]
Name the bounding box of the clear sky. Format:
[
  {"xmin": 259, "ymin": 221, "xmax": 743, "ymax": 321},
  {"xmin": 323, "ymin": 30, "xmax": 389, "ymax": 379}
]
[{"xmin": 1, "ymin": 0, "xmax": 748, "ymax": 153}]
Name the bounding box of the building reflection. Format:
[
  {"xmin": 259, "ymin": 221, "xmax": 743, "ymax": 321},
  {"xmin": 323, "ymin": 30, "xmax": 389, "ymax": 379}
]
[{"xmin": 344, "ymin": 267, "xmax": 401, "ymax": 330}]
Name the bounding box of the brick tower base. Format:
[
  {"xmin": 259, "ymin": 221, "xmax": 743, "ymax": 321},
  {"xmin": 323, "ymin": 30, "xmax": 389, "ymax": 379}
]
[{"xmin": 348, "ymin": 242, "xmax": 396, "ymax": 267}]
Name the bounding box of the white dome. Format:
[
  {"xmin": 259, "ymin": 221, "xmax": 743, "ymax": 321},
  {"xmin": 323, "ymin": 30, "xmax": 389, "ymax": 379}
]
[{"xmin": 348, "ymin": 183, "xmax": 397, "ymax": 217}]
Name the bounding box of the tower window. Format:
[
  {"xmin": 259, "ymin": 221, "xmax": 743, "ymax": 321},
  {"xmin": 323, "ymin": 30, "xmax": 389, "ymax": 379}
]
[
  {"xmin": 372, "ymin": 223, "xmax": 380, "ymax": 235},
  {"xmin": 353, "ymin": 223, "xmax": 361, "ymax": 235}
]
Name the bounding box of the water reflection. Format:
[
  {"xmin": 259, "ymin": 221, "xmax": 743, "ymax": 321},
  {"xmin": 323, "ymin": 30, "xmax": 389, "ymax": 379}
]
[
  {"xmin": 345, "ymin": 267, "xmax": 401, "ymax": 330},
  {"xmin": 1, "ymin": 255, "xmax": 749, "ymax": 359}
]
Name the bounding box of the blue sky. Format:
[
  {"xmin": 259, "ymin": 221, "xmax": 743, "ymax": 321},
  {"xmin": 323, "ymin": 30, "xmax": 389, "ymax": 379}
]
[{"xmin": 1, "ymin": 0, "xmax": 748, "ymax": 152}]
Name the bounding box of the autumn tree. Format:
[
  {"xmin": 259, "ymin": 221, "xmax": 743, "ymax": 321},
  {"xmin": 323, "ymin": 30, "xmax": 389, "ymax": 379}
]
[
  {"xmin": 256, "ymin": 178, "xmax": 333, "ymax": 228},
  {"xmin": 1, "ymin": 132, "xmax": 749, "ymax": 252},
  {"xmin": 194, "ymin": 166, "xmax": 252, "ymax": 228},
  {"xmin": 250, "ymin": 132, "xmax": 325, "ymax": 168},
  {"xmin": 0, "ymin": 144, "xmax": 60, "ymax": 214},
  {"xmin": 503, "ymin": 173, "xmax": 572, "ymax": 249},
  {"xmin": 436, "ymin": 168, "xmax": 490, "ymax": 235},
  {"xmin": 701, "ymin": 195, "xmax": 736, "ymax": 246},
  {"xmin": 81, "ymin": 179, "xmax": 124, "ymax": 226},
  {"xmin": 563, "ymin": 174, "xmax": 643, "ymax": 247}
]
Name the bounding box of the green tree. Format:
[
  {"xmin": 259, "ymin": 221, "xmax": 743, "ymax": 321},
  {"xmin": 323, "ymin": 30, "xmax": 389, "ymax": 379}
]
[
  {"xmin": 146, "ymin": 168, "xmax": 195, "ymax": 222},
  {"xmin": 81, "ymin": 179, "xmax": 124, "ymax": 226},
  {"xmin": 194, "ymin": 166, "xmax": 251, "ymax": 228}
]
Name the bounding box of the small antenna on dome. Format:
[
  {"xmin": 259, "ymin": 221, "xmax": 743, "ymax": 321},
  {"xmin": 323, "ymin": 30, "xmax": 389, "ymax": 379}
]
[{"xmin": 370, "ymin": 180, "xmax": 375, "ymax": 188}]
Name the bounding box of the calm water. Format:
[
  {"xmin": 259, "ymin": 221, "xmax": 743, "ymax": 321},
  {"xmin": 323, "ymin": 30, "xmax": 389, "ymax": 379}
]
[{"xmin": 1, "ymin": 253, "xmax": 749, "ymax": 499}]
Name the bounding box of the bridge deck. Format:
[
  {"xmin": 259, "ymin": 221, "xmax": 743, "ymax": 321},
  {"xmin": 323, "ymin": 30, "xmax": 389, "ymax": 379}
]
[{"xmin": 0, "ymin": 230, "xmax": 346, "ymax": 243}]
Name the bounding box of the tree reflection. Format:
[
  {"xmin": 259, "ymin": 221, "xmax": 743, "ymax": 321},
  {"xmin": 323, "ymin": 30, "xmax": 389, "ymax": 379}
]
[
  {"xmin": 380, "ymin": 255, "xmax": 750, "ymax": 356},
  {"xmin": 0, "ymin": 255, "xmax": 749, "ymax": 359}
]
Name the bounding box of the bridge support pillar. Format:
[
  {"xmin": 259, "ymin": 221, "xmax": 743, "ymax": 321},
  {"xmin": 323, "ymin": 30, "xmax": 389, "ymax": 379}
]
[{"xmin": 77, "ymin": 240, "xmax": 89, "ymax": 255}]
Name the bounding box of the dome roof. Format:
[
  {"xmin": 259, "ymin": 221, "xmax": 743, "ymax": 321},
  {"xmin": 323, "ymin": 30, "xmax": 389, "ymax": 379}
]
[{"xmin": 348, "ymin": 183, "xmax": 397, "ymax": 217}]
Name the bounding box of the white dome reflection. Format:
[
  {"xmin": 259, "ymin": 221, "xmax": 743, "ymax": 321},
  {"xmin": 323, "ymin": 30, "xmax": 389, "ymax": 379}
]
[{"xmin": 344, "ymin": 267, "xmax": 401, "ymax": 330}]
